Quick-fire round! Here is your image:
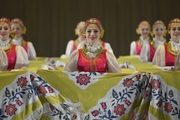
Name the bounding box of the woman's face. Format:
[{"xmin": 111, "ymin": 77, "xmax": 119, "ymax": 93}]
[
  {"xmin": 85, "ymin": 24, "xmax": 101, "ymax": 44},
  {"xmin": 168, "ymin": 24, "xmax": 180, "ymax": 42},
  {"xmin": 139, "ymin": 25, "xmax": 150, "ymax": 39},
  {"xmin": 0, "ymin": 23, "xmax": 11, "ymax": 41},
  {"xmin": 153, "ymin": 24, "xmax": 165, "ymax": 39},
  {"xmin": 11, "ymin": 23, "xmax": 23, "ymax": 38}
]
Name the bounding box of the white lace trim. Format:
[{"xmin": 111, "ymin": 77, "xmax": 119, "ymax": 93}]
[
  {"xmin": 170, "ymin": 40, "xmax": 180, "ymax": 51},
  {"xmin": 85, "ymin": 42, "xmax": 102, "ymax": 58},
  {"xmin": 0, "ymin": 38, "xmax": 11, "ymax": 48},
  {"xmin": 153, "ymin": 38, "xmax": 166, "ymax": 47},
  {"xmin": 12, "ymin": 37, "xmax": 23, "ymax": 45},
  {"xmin": 139, "ymin": 37, "xmax": 150, "ymax": 45}
]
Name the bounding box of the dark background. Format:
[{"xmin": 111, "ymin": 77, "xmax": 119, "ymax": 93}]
[{"xmin": 1, "ymin": 0, "xmax": 180, "ymax": 57}]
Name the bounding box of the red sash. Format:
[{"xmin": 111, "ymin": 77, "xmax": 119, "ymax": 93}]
[
  {"xmin": 6, "ymin": 44, "xmax": 17, "ymax": 70},
  {"xmin": 22, "ymin": 40, "xmax": 28, "ymax": 52},
  {"xmin": 149, "ymin": 43, "xmax": 156, "ymax": 62},
  {"xmin": 135, "ymin": 41, "xmax": 142, "ymax": 55},
  {"xmin": 78, "ymin": 49, "xmax": 107, "ymax": 73},
  {"xmin": 164, "ymin": 44, "xmax": 176, "ymax": 66}
]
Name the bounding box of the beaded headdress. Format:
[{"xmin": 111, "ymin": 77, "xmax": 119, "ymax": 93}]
[
  {"xmin": 11, "ymin": 18, "xmax": 26, "ymax": 34},
  {"xmin": 151, "ymin": 20, "xmax": 167, "ymax": 37},
  {"xmin": 0, "ymin": 17, "xmax": 11, "ymax": 26},
  {"xmin": 168, "ymin": 18, "xmax": 180, "ymax": 30},
  {"xmin": 136, "ymin": 21, "xmax": 151, "ymax": 34},
  {"xmin": 82, "ymin": 18, "xmax": 104, "ymax": 38}
]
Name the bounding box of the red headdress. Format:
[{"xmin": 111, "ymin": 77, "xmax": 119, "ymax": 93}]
[
  {"xmin": 83, "ymin": 18, "xmax": 104, "ymax": 38},
  {"xmin": 11, "ymin": 18, "xmax": 26, "ymax": 34}
]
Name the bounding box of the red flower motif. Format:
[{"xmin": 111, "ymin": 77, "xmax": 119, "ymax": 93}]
[
  {"xmin": 16, "ymin": 99, "xmax": 23, "ymax": 106},
  {"xmin": 5, "ymin": 104, "xmax": 17, "ymax": 116},
  {"xmin": 91, "ymin": 110, "xmax": 99, "ymax": 117},
  {"xmin": 100, "ymin": 102, "xmax": 107, "ymax": 110},
  {"xmin": 164, "ymin": 102, "xmax": 173, "ymax": 113},
  {"xmin": 17, "ymin": 77, "xmax": 28, "ymax": 88},
  {"xmin": 38, "ymin": 85, "xmax": 47, "ymax": 95},
  {"xmin": 124, "ymin": 100, "xmax": 131, "ymax": 106},
  {"xmin": 30, "ymin": 74, "xmax": 35, "ymax": 81},
  {"xmin": 156, "ymin": 101, "xmax": 162, "ymax": 107},
  {"xmin": 114, "ymin": 104, "xmax": 126, "ymax": 116},
  {"xmin": 72, "ymin": 115, "xmax": 77, "ymax": 120},
  {"xmin": 136, "ymin": 74, "xmax": 141, "ymax": 79},
  {"xmin": 123, "ymin": 78, "xmax": 134, "ymax": 88},
  {"xmin": 76, "ymin": 74, "xmax": 90, "ymax": 85},
  {"xmin": 48, "ymin": 87, "xmax": 54, "ymax": 93},
  {"xmin": 152, "ymin": 79, "xmax": 161, "ymax": 90}
]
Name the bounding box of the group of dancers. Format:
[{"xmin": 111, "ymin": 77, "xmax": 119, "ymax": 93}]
[{"xmin": 0, "ymin": 17, "xmax": 180, "ymax": 71}]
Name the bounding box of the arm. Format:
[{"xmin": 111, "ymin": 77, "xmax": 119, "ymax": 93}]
[
  {"xmin": 152, "ymin": 45, "xmax": 166, "ymax": 66},
  {"xmin": 106, "ymin": 50, "xmax": 121, "ymax": 73},
  {"xmin": 65, "ymin": 40, "xmax": 74, "ymax": 57},
  {"xmin": 64, "ymin": 50, "xmax": 78, "ymax": 72},
  {"xmin": 0, "ymin": 47, "xmax": 8, "ymax": 71},
  {"xmin": 130, "ymin": 41, "xmax": 136, "ymax": 55},
  {"xmin": 15, "ymin": 45, "xmax": 29, "ymax": 69},
  {"xmin": 139, "ymin": 44, "xmax": 150, "ymax": 62},
  {"xmin": 27, "ymin": 42, "xmax": 36, "ymax": 60},
  {"xmin": 104, "ymin": 42, "xmax": 113, "ymax": 53}
]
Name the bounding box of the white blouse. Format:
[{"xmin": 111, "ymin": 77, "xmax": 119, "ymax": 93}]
[
  {"xmin": 130, "ymin": 37, "xmax": 150, "ymax": 56},
  {"xmin": 140, "ymin": 38, "xmax": 166, "ymax": 62},
  {"xmin": 152, "ymin": 40, "xmax": 180, "ymax": 67},
  {"xmin": 0, "ymin": 39, "xmax": 29, "ymax": 71},
  {"xmin": 12, "ymin": 38, "xmax": 36, "ymax": 60},
  {"xmin": 64, "ymin": 42, "xmax": 120, "ymax": 73}
]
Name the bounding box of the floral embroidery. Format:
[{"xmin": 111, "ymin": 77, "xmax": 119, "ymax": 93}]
[
  {"xmin": 76, "ymin": 74, "xmax": 90, "ymax": 85},
  {"xmin": 100, "ymin": 102, "xmax": 107, "ymax": 110},
  {"xmin": 48, "ymin": 87, "xmax": 54, "ymax": 93},
  {"xmin": 38, "ymin": 85, "xmax": 47, "ymax": 95},
  {"xmin": 30, "ymin": 74, "xmax": 35, "ymax": 81},
  {"xmin": 5, "ymin": 104, "xmax": 17, "ymax": 116},
  {"xmin": 16, "ymin": 77, "xmax": 28, "ymax": 88},
  {"xmin": 114, "ymin": 104, "xmax": 126, "ymax": 116},
  {"xmin": 16, "ymin": 99, "xmax": 23, "ymax": 106},
  {"xmin": 91, "ymin": 110, "xmax": 99, "ymax": 117},
  {"xmin": 124, "ymin": 100, "xmax": 131, "ymax": 106},
  {"xmin": 152, "ymin": 79, "xmax": 161, "ymax": 90},
  {"xmin": 164, "ymin": 102, "xmax": 173, "ymax": 113},
  {"xmin": 123, "ymin": 78, "xmax": 134, "ymax": 88}
]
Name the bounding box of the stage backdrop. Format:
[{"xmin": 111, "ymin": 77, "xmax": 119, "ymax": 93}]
[{"xmin": 0, "ymin": 0, "xmax": 180, "ymax": 57}]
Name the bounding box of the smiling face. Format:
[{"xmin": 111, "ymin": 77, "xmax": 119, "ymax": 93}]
[
  {"xmin": 85, "ymin": 24, "xmax": 101, "ymax": 45},
  {"xmin": 138, "ymin": 24, "xmax": 150, "ymax": 39},
  {"xmin": 0, "ymin": 22, "xmax": 11, "ymax": 41},
  {"xmin": 11, "ymin": 23, "xmax": 23, "ymax": 39},
  {"xmin": 168, "ymin": 23, "xmax": 180, "ymax": 42},
  {"xmin": 153, "ymin": 24, "xmax": 165, "ymax": 40}
]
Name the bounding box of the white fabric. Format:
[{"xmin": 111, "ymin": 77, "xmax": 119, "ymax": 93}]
[
  {"xmin": 0, "ymin": 45, "xmax": 29, "ymax": 71},
  {"xmin": 140, "ymin": 38, "xmax": 166, "ymax": 62},
  {"xmin": 12, "ymin": 38, "xmax": 36, "ymax": 60},
  {"xmin": 152, "ymin": 40, "xmax": 180, "ymax": 67},
  {"xmin": 64, "ymin": 46, "xmax": 120, "ymax": 73},
  {"xmin": 77, "ymin": 41, "xmax": 114, "ymax": 53},
  {"xmin": 130, "ymin": 37, "xmax": 150, "ymax": 55}
]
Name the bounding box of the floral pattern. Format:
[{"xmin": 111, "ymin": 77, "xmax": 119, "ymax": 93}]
[{"xmin": 76, "ymin": 74, "xmax": 90, "ymax": 85}]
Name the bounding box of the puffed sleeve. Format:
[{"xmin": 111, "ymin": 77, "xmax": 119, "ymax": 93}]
[
  {"xmin": 152, "ymin": 45, "xmax": 166, "ymax": 67},
  {"xmin": 65, "ymin": 40, "xmax": 74, "ymax": 57},
  {"xmin": 106, "ymin": 50, "xmax": 121, "ymax": 73},
  {"xmin": 104, "ymin": 42, "xmax": 113, "ymax": 53},
  {"xmin": 139, "ymin": 44, "xmax": 150, "ymax": 62},
  {"xmin": 175, "ymin": 51, "xmax": 180, "ymax": 70},
  {"xmin": 64, "ymin": 49, "xmax": 78, "ymax": 72},
  {"xmin": 0, "ymin": 47, "xmax": 8, "ymax": 71},
  {"xmin": 27, "ymin": 42, "xmax": 36, "ymax": 60},
  {"xmin": 14, "ymin": 45, "xmax": 29, "ymax": 69},
  {"xmin": 130, "ymin": 41, "xmax": 136, "ymax": 55}
]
